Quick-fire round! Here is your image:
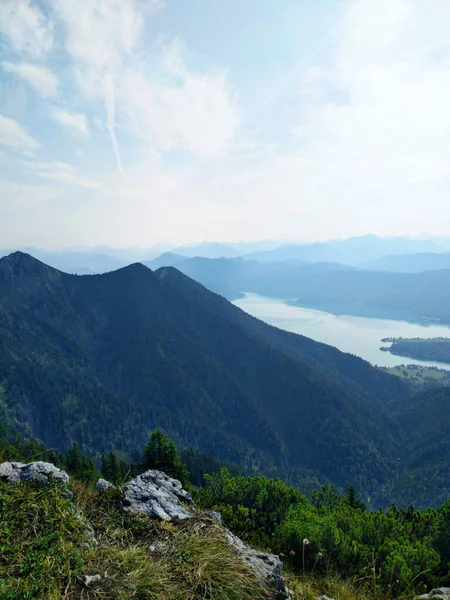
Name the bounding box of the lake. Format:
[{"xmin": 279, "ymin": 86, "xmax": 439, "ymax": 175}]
[{"xmin": 233, "ymin": 293, "xmax": 450, "ymax": 369}]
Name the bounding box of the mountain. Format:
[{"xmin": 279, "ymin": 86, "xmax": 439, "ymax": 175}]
[
  {"xmin": 363, "ymin": 252, "xmax": 450, "ymax": 273},
  {"xmin": 243, "ymin": 235, "xmax": 446, "ymax": 266},
  {"xmin": 144, "ymin": 256, "xmax": 450, "ymax": 324},
  {"xmin": 0, "ymin": 252, "xmax": 408, "ymax": 494},
  {"xmin": 0, "ymin": 248, "xmax": 125, "ymax": 274},
  {"xmin": 146, "ymin": 252, "xmax": 188, "ymax": 269},
  {"xmin": 172, "ymin": 242, "xmax": 245, "ymax": 258},
  {"xmin": 381, "ymin": 387, "xmax": 450, "ymax": 507},
  {"xmin": 143, "ymin": 257, "xmax": 352, "ymax": 300},
  {"xmin": 289, "ymin": 268, "xmax": 450, "ymax": 323},
  {"xmin": 172, "ymin": 241, "xmax": 281, "ymax": 258}
]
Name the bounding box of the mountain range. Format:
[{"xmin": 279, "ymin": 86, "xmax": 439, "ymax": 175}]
[
  {"xmin": 3, "ymin": 235, "xmax": 450, "ymax": 276},
  {"xmin": 1, "ymin": 251, "xmax": 449, "ymax": 506},
  {"xmin": 144, "ymin": 255, "xmax": 450, "ymax": 323}
]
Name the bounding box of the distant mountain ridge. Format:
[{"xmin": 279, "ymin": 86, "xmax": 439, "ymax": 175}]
[
  {"xmin": 242, "ymin": 235, "xmax": 446, "ymax": 265},
  {"xmin": 363, "ymin": 252, "xmax": 450, "ymax": 273},
  {"xmin": 0, "ymin": 251, "xmax": 409, "ymax": 499},
  {"xmin": 145, "ymin": 255, "xmax": 450, "ymax": 324}
]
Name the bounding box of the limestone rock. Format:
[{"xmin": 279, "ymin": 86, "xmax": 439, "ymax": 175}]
[
  {"xmin": 224, "ymin": 530, "xmax": 287, "ymax": 598},
  {"xmin": 417, "ymin": 589, "xmax": 450, "ymax": 600},
  {"xmin": 96, "ymin": 478, "xmax": 114, "ymax": 492},
  {"xmin": 0, "ymin": 461, "xmax": 26, "ymax": 482},
  {"xmin": 121, "ymin": 469, "xmax": 287, "ymax": 597},
  {"xmin": 208, "ymin": 510, "xmax": 222, "ymax": 523},
  {"xmin": 122, "ymin": 469, "xmax": 194, "ymax": 521},
  {"xmin": 0, "ymin": 461, "xmax": 69, "ymax": 486},
  {"xmin": 149, "ymin": 540, "xmax": 166, "ymax": 552}
]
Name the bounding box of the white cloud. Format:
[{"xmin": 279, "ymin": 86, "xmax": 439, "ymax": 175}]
[
  {"xmin": 2, "ymin": 62, "xmax": 58, "ymax": 97},
  {"xmin": 22, "ymin": 161, "xmax": 103, "ymax": 189},
  {"xmin": 238, "ymin": 0, "xmax": 450, "ymax": 240},
  {"xmin": 52, "ymin": 0, "xmax": 146, "ymax": 173},
  {"xmin": 51, "ymin": 0, "xmax": 238, "ymax": 163},
  {"xmin": 50, "ymin": 107, "xmax": 90, "ymax": 136},
  {"xmin": 0, "ymin": 114, "xmax": 39, "ymax": 152},
  {"xmin": 0, "ymin": 178, "xmax": 62, "ymax": 211},
  {"xmin": 0, "ymin": 0, "xmax": 53, "ymax": 59},
  {"xmin": 121, "ymin": 41, "xmax": 240, "ymax": 157}
]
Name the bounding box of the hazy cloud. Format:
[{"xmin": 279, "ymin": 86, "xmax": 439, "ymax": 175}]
[
  {"xmin": 22, "ymin": 161, "xmax": 103, "ymax": 189},
  {"xmin": 2, "ymin": 62, "xmax": 58, "ymax": 97},
  {"xmin": 0, "ymin": 114, "xmax": 39, "ymax": 152},
  {"xmin": 0, "ymin": 177, "xmax": 61, "ymax": 211},
  {"xmin": 0, "ymin": 0, "xmax": 53, "ymax": 59},
  {"xmin": 50, "ymin": 107, "xmax": 90, "ymax": 136}
]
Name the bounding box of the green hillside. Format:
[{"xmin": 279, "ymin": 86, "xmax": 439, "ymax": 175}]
[{"xmin": 0, "ymin": 252, "xmax": 406, "ymax": 497}]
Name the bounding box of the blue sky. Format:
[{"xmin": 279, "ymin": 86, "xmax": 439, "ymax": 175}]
[{"xmin": 1, "ymin": 0, "xmax": 450, "ymax": 248}]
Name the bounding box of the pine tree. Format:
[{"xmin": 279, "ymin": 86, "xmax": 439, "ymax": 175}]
[
  {"xmin": 141, "ymin": 429, "xmax": 189, "ymax": 485},
  {"xmin": 345, "ymin": 484, "xmax": 366, "ymax": 511}
]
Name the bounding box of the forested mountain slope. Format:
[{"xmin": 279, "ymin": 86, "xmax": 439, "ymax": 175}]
[{"xmin": 0, "ymin": 252, "xmax": 407, "ymax": 492}]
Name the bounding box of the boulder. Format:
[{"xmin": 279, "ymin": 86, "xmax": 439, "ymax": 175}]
[
  {"xmin": 96, "ymin": 478, "xmax": 115, "ymax": 492},
  {"xmin": 0, "ymin": 461, "xmax": 69, "ymax": 486},
  {"xmin": 0, "ymin": 461, "xmax": 26, "ymax": 482},
  {"xmin": 122, "ymin": 469, "xmax": 194, "ymax": 521},
  {"xmin": 417, "ymin": 589, "xmax": 450, "ymax": 600}
]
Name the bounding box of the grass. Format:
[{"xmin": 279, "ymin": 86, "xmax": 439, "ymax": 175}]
[
  {"xmin": 0, "ymin": 478, "xmax": 423, "ymax": 600},
  {"xmin": 284, "ymin": 573, "xmax": 423, "ymax": 600},
  {"xmin": 0, "ymin": 480, "xmax": 270, "ymax": 600},
  {"xmin": 69, "ymin": 491, "xmax": 271, "ymax": 600},
  {"xmin": 0, "ymin": 480, "xmax": 91, "ymax": 600}
]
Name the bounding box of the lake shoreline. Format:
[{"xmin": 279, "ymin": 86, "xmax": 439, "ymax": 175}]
[{"xmin": 234, "ymin": 293, "xmax": 450, "ymax": 371}]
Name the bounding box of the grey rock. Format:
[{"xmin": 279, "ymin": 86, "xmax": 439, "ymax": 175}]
[
  {"xmin": 417, "ymin": 589, "xmax": 450, "ymax": 600},
  {"xmin": 83, "ymin": 574, "xmax": 102, "ymax": 586},
  {"xmin": 317, "ymin": 596, "xmax": 336, "ymax": 600},
  {"xmin": 122, "ymin": 470, "xmax": 194, "ymax": 521},
  {"xmin": 96, "ymin": 478, "xmax": 114, "ymax": 492},
  {"xmin": 0, "ymin": 461, "xmax": 26, "ymax": 482},
  {"xmin": 224, "ymin": 531, "xmax": 287, "ymax": 598},
  {"xmin": 121, "ymin": 469, "xmax": 287, "ymax": 597},
  {"xmin": 149, "ymin": 540, "xmax": 166, "ymax": 552},
  {"xmin": 0, "ymin": 461, "xmax": 69, "ymax": 486},
  {"xmin": 208, "ymin": 511, "xmax": 222, "ymax": 523}
]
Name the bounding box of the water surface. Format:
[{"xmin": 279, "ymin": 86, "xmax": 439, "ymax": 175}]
[{"xmin": 233, "ymin": 293, "xmax": 450, "ymax": 369}]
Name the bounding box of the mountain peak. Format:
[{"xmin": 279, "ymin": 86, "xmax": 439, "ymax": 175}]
[{"xmin": 0, "ymin": 252, "xmax": 64, "ymax": 286}]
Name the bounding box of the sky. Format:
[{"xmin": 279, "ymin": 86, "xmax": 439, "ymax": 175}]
[{"xmin": 1, "ymin": 0, "xmax": 450, "ymax": 249}]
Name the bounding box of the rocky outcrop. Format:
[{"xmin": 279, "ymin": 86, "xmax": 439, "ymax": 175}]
[
  {"xmin": 0, "ymin": 461, "xmax": 69, "ymax": 486},
  {"xmin": 121, "ymin": 469, "xmax": 288, "ymax": 598},
  {"xmin": 417, "ymin": 589, "xmax": 450, "ymax": 600},
  {"xmin": 122, "ymin": 469, "xmax": 195, "ymax": 521},
  {"xmin": 1, "ymin": 462, "xmax": 287, "ymax": 598},
  {"xmin": 224, "ymin": 530, "xmax": 286, "ymax": 598}
]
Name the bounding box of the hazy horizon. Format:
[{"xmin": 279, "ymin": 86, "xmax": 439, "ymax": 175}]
[
  {"xmin": 2, "ymin": 1, "xmax": 450, "ymax": 247},
  {"xmin": 2, "ymin": 232, "xmax": 450, "ymax": 255}
]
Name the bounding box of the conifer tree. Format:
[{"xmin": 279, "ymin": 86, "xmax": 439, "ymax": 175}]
[{"xmin": 142, "ymin": 429, "xmax": 189, "ymax": 485}]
